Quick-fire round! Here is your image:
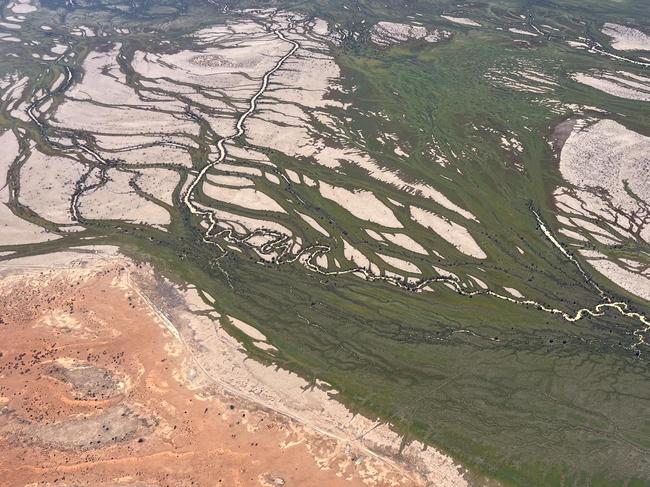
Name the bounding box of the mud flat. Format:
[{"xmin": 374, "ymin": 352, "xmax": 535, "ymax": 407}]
[
  {"xmin": 19, "ymin": 148, "xmax": 84, "ymax": 225},
  {"xmin": 556, "ymin": 119, "xmax": 649, "ymax": 245},
  {"xmin": 508, "ymin": 28, "xmax": 537, "ymax": 37},
  {"xmin": 552, "ymin": 118, "xmax": 650, "ymax": 301},
  {"xmin": 572, "ymin": 71, "xmax": 650, "ymax": 102},
  {"xmin": 409, "ymin": 206, "xmax": 486, "ymax": 259},
  {"xmin": 440, "ymin": 15, "xmax": 480, "ymax": 27},
  {"xmin": 237, "ymin": 16, "xmax": 476, "ymax": 223},
  {"xmin": 602, "ymin": 23, "xmax": 650, "ymax": 51},
  {"xmin": 0, "ymin": 131, "xmax": 57, "ymax": 245},
  {"xmin": 376, "ymin": 253, "xmax": 421, "ymax": 274},
  {"xmin": 0, "ymin": 248, "xmax": 469, "ymax": 487},
  {"xmin": 78, "ymin": 170, "xmax": 172, "ymax": 228},
  {"xmin": 579, "ymin": 250, "xmax": 650, "ymax": 301},
  {"xmin": 319, "ymin": 182, "xmax": 403, "ymax": 228},
  {"xmin": 202, "ymin": 183, "xmax": 286, "ymax": 213},
  {"xmin": 370, "ymin": 22, "xmax": 450, "ymax": 46}
]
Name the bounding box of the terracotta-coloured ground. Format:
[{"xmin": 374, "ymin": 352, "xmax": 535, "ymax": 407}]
[{"xmin": 0, "ymin": 261, "xmax": 415, "ymax": 487}]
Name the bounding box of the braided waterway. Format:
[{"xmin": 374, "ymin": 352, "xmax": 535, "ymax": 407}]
[
  {"xmin": 176, "ymin": 20, "xmax": 649, "ymax": 356},
  {"xmin": 18, "ymin": 14, "xmax": 648, "ymax": 357},
  {"xmin": 181, "ymin": 23, "xmax": 300, "ymax": 252}
]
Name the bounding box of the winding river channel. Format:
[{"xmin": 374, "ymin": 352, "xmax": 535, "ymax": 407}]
[
  {"xmin": 179, "ymin": 20, "xmax": 650, "ymax": 354},
  {"xmin": 18, "ymin": 16, "xmax": 650, "ymax": 355}
]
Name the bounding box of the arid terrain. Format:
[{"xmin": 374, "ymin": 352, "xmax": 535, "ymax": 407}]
[{"xmin": 0, "ymin": 248, "xmax": 466, "ymax": 487}]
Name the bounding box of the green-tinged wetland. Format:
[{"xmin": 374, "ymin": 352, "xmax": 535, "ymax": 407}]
[{"xmin": 1, "ymin": 0, "xmax": 649, "ymax": 485}]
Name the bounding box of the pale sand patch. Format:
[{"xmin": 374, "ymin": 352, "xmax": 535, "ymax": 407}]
[
  {"xmin": 192, "ymin": 25, "xmax": 236, "ymax": 43},
  {"xmin": 211, "ymin": 209, "xmax": 292, "ymax": 237},
  {"xmin": 599, "ymin": 73, "xmax": 650, "ymax": 93},
  {"xmin": 11, "ymin": 2, "xmax": 36, "ymax": 13},
  {"xmin": 0, "ymin": 21, "xmax": 21, "ymax": 30},
  {"xmin": 410, "ymin": 206, "xmax": 486, "ymax": 259},
  {"xmin": 303, "ymin": 175, "xmax": 317, "ymax": 187},
  {"xmin": 0, "ymin": 131, "xmax": 18, "ymax": 178},
  {"xmin": 227, "ymin": 315, "xmax": 267, "ymax": 341},
  {"xmin": 334, "ymin": 147, "xmax": 475, "ymax": 220},
  {"xmin": 365, "ymin": 229, "xmax": 384, "ymax": 241},
  {"xmin": 315, "ymin": 254, "xmax": 328, "ymax": 268},
  {"xmin": 225, "ymin": 144, "xmax": 273, "ymax": 165},
  {"xmin": 2, "ymin": 74, "xmax": 27, "ymax": 107},
  {"xmin": 376, "ymin": 253, "xmax": 421, "ymax": 274},
  {"xmin": 371, "ymin": 22, "xmax": 424, "ymax": 44},
  {"xmin": 131, "ymin": 32, "xmax": 287, "ymax": 106},
  {"xmin": 558, "ymin": 228, "xmax": 588, "ymax": 242},
  {"xmin": 296, "ymin": 211, "xmax": 330, "ymax": 237},
  {"xmin": 440, "ymin": 15, "xmax": 481, "ymax": 27},
  {"xmin": 384, "ymin": 270, "xmax": 404, "ymax": 281},
  {"xmin": 267, "ymin": 52, "xmax": 344, "ymax": 110},
  {"xmin": 484, "ymin": 69, "xmax": 551, "ymax": 94},
  {"xmin": 72, "ymin": 25, "xmax": 95, "ymax": 37},
  {"xmin": 102, "ymin": 143, "xmax": 193, "ymax": 168},
  {"xmin": 184, "ymin": 286, "xmax": 215, "ymax": 312},
  {"xmin": 0, "ymin": 76, "xmax": 12, "ymax": 90},
  {"xmin": 503, "ymin": 287, "xmax": 524, "ymax": 298},
  {"xmin": 508, "ymin": 28, "xmax": 537, "ymax": 37},
  {"xmin": 394, "ymin": 145, "xmax": 409, "ymax": 157},
  {"xmin": 202, "ymin": 184, "xmax": 286, "ymax": 213},
  {"xmin": 254, "ymin": 341, "xmax": 278, "ymax": 352},
  {"xmin": 244, "ymin": 115, "xmax": 312, "ymax": 160},
  {"xmin": 468, "ymin": 275, "xmax": 488, "ymax": 289},
  {"xmin": 570, "ymin": 217, "xmax": 620, "ymax": 244},
  {"xmin": 370, "ymin": 22, "xmax": 450, "ymax": 46},
  {"xmin": 592, "ymin": 233, "xmax": 621, "ymax": 246},
  {"xmin": 216, "ymin": 163, "xmax": 263, "ymax": 177},
  {"xmin": 602, "ymin": 23, "xmax": 650, "ymax": 51},
  {"xmin": 136, "ymin": 168, "xmax": 180, "ymax": 205},
  {"xmin": 285, "ymin": 169, "xmax": 301, "ymax": 184},
  {"xmin": 579, "ymin": 250, "xmax": 650, "ymax": 301},
  {"xmin": 315, "ymin": 111, "xmax": 337, "ymax": 130},
  {"xmin": 557, "ymin": 119, "xmax": 650, "ymax": 243},
  {"xmin": 97, "ymin": 134, "xmax": 197, "ymax": 149},
  {"xmin": 573, "ymin": 72, "xmax": 650, "ymax": 102},
  {"xmin": 51, "ymin": 43, "xmax": 67, "ymax": 55},
  {"xmin": 265, "ymin": 172, "xmax": 280, "ymax": 184},
  {"xmin": 0, "ymin": 132, "xmax": 57, "ymax": 245},
  {"xmin": 79, "ymin": 170, "xmax": 171, "ymax": 227},
  {"xmin": 381, "ymin": 232, "xmax": 428, "ymax": 255},
  {"xmin": 237, "ymin": 27, "xmax": 475, "ymax": 223},
  {"xmin": 613, "ymin": 71, "xmax": 650, "ymax": 83},
  {"xmin": 257, "ymin": 138, "xmax": 477, "ymax": 221},
  {"xmin": 52, "ymin": 100, "xmax": 198, "ymax": 135},
  {"xmin": 206, "ymin": 174, "xmax": 254, "ymax": 187},
  {"xmin": 319, "ymin": 182, "xmax": 402, "ymax": 228},
  {"xmin": 67, "ymin": 44, "xmax": 182, "ymax": 110},
  {"xmin": 343, "ymin": 239, "xmax": 376, "ymax": 273},
  {"xmin": 312, "ymin": 18, "xmax": 329, "ymax": 36},
  {"xmin": 202, "ymin": 113, "xmax": 239, "ymax": 138},
  {"xmin": 567, "ymin": 40, "xmax": 589, "ymax": 49},
  {"xmin": 19, "ymin": 148, "xmax": 83, "ymax": 225}
]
